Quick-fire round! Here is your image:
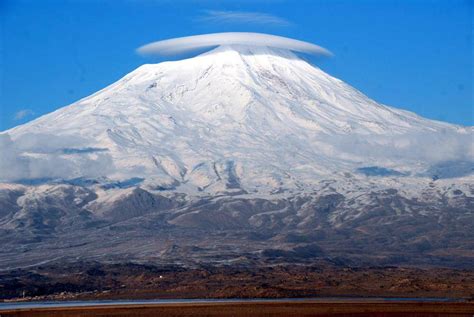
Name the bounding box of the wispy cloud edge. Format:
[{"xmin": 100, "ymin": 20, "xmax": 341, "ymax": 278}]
[{"xmin": 14, "ymin": 109, "xmax": 34, "ymax": 120}]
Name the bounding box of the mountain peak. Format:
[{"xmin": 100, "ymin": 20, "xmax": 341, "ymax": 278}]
[{"xmin": 200, "ymin": 44, "xmax": 301, "ymax": 59}]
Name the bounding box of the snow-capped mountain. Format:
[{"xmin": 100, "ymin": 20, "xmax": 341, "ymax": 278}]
[
  {"xmin": 0, "ymin": 45, "xmax": 472, "ymax": 269},
  {"xmin": 3, "ymin": 45, "xmax": 472, "ymax": 191}
]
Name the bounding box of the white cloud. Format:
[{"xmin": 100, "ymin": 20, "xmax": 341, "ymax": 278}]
[
  {"xmin": 198, "ymin": 10, "xmax": 291, "ymax": 26},
  {"xmin": 0, "ymin": 133, "xmax": 115, "ymax": 182},
  {"xmin": 0, "ymin": 133, "xmax": 30, "ymax": 180},
  {"xmin": 14, "ymin": 109, "xmax": 34, "ymax": 120},
  {"xmin": 137, "ymin": 32, "xmax": 332, "ymax": 56},
  {"xmin": 327, "ymin": 129, "xmax": 474, "ymax": 164}
]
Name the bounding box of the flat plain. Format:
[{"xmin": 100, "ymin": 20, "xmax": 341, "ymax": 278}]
[{"xmin": 1, "ymin": 300, "xmax": 474, "ymax": 317}]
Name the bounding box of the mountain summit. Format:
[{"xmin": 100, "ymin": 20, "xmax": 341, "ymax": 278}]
[{"xmin": 3, "ymin": 45, "xmax": 471, "ymax": 191}]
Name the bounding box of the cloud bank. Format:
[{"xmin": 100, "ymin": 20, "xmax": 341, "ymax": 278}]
[
  {"xmin": 339, "ymin": 131, "xmax": 473, "ymax": 163},
  {"xmin": 327, "ymin": 129, "xmax": 474, "ymax": 177},
  {"xmin": 0, "ymin": 133, "xmax": 115, "ymax": 182},
  {"xmin": 136, "ymin": 32, "xmax": 332, "ymax": 57},
  {"xmin": 198, "ymin": 10, "xmax": 291, "ymax": 26}
]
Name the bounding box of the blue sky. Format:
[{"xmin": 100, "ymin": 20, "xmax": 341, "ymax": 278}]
[{"xmin": 1, "ymin": 0, "xmax": 472, "ymax": 130}]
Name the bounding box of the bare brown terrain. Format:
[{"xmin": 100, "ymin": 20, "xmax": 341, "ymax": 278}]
[{"xmin": 1, "ymin": 261, "xmax": 473, "ymax": 301}]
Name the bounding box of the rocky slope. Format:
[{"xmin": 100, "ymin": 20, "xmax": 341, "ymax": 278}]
[{"xmin": 0, "ymin": 177, "xmax": 472, "ymax": 269}]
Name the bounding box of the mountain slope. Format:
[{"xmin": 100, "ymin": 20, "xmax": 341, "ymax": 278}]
[{"xmin": 3, "ymin": 45, "xmax": 472, "ymax": 192}]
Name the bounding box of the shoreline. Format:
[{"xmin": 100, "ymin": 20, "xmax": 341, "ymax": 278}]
[{"xmin": 2, "ymin": 295, "xmax": 470, "ymax": 305}]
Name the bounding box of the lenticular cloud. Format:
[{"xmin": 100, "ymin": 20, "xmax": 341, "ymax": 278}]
[{"xmin": 136, "ymin": 32, "xmax": 332, "ymax": 56}]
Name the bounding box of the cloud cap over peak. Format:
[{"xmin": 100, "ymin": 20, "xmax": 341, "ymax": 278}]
[{"xmin": 136, "ymin": 32, "xmax": 332, "ymax": 57}]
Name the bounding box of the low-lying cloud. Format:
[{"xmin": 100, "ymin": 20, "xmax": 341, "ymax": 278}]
[
  {"xmin": 198, "ymin": 10, "xmax": 291, "ymax": 26},
  {"xmin": 327, "ymin": 129, "xmax": 474, "ymax": 168},
  {"xmin": 0, "ymin": 133, "xmax": 115, "ymax": 182},
  {"xmin": 136, "ymin": 32, "xmax": 332, "ymax": 57}
]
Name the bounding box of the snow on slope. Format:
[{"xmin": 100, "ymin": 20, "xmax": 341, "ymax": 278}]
[{"xmin": 2, "ymin": 45, "xmax": 472, "ymax": 192}]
